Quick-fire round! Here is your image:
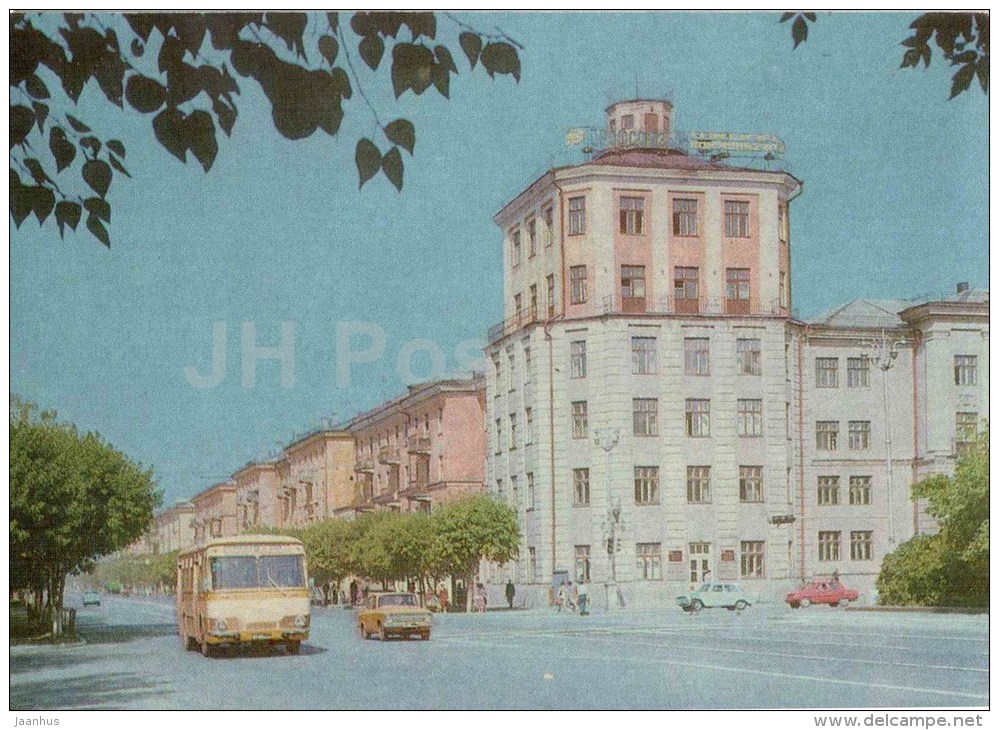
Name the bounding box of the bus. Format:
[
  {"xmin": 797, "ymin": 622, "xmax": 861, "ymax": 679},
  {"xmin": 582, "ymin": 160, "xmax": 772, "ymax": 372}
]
[{"xmin": 177, "ymin": 535, "xmax": 310, "ymax": 657}]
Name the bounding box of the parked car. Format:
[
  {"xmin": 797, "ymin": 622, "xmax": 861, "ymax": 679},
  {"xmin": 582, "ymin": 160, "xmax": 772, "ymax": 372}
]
[
  {"xmin": 82, "ymin": 590, "xmax": 101, "ymax": 606},
  {"xmin": 676, "ymin": 582, "xmax": 753, "ymax": 612},
  {"xmin": 785, "ymin": 580, "xmax": 859, "ymax": 608},
  {"xmin": 358, "ymin": 592, "xmax": 432, "ymax": 641}
]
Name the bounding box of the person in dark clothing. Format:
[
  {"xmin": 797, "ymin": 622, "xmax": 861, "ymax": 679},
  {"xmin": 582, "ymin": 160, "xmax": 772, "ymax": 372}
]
[{"xmin": 505, "ymin": 580, "xmax": 516, "ymax": 609}]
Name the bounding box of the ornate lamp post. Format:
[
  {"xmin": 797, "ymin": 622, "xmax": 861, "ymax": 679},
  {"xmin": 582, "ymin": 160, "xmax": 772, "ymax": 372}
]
[
  {"xmin": 862, "ymin": 329, "xmax": 907, "ymax": 547},
  {"xmin": 594, "ymin": 428, "xmax": 623, "ymax": 610}
]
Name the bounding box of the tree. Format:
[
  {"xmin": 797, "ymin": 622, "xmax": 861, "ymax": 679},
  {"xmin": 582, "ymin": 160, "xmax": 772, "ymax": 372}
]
[
  {"xmin": 876, "ymin": 426, "xmax": 989, "ymax": 607},
  {"xmin": 10, "ymin": 11, "xmax": 523, "ymax": 247},
  {"xmin": 298, "ymin": 518, "xmax": 358, "ymax": 603},
  {"xmin": 780, "ymin": 12, "xmax": 989, "ymax": 100},
  {"xmin": 9, "ymin": 397, "xmax": 160, "ymax": 634}
]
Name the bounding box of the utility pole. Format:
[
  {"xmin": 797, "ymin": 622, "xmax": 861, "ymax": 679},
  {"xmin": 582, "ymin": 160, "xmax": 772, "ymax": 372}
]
[{"xmin": 595, "ymin": 428, "xmax": 622, "ymax": 610}]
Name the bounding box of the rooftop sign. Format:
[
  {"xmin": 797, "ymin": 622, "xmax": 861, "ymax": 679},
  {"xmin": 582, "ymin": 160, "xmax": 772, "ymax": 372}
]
[
  {"xmin": 688, "ymin": 131, "xmax": 785, "ymax": 155},
  {"xmin": 566, "ymin": 127, "xmax": 785, "ymax": 157}
]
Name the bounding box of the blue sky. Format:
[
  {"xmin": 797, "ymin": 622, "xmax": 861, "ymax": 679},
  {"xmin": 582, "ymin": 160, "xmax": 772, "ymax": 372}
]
[{"xmin": 10, "ymin": 12, "xmax": 988, "ymax": 505}]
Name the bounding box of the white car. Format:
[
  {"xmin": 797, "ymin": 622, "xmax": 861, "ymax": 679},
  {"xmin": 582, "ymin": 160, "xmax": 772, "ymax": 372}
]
[{"xmin": 676, "ymin": 582, "xmax": 753, "ymax": 612}]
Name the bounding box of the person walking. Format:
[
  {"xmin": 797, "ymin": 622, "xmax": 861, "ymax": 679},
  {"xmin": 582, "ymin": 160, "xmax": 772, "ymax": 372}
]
[
  {"xmin": 438, "ymin": 584, "xmax": 450, "ymax": 614},
  {"xmin": 567, "ymin": 581, "xmax": 578, "ymax": 612},
  {"xmin": 577, "ymin": 579, "xmax": 589, "ymax": 616},
  {"xmin": 474, "ymin": 583, "xmax": 487, "ymax": 613},
  {"xmin": 505, "ymin": 579, "xmax": 516, "ymax": 609},
  {"xmin": 556, "ymin": 581, "xmax": 567, "ymax": 613}
]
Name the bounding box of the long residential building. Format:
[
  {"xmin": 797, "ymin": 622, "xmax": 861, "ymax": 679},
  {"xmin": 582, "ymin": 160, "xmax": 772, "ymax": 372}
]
[{"xmin": 483, "ymin": 98, "xmax": 988, "ymax": 605}]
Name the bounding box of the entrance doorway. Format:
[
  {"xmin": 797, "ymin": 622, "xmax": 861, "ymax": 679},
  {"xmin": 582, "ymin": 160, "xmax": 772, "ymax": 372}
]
[{"xmin": 689, "ymin": 542, "xmax": 712, "ymax": 584}]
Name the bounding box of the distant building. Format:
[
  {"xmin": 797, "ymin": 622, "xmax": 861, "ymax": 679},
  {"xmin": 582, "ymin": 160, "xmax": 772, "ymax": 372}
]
[
  {"xmin": 273, "ymin": 429, "xmax": 356, "ymax": 527},
  {"xmin": 191, "ymin": 482, "xmax": 238, "ymax": 542},
  {"xmin": 232, "ymin": 460, "xmax": 280, "ymax": 533}
]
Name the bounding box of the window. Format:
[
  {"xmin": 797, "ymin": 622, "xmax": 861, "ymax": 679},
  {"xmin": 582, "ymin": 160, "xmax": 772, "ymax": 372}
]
[
  {"xmin": 526, "ymin": 472, "xmax": 535, "ymax": 510},
  {"xmin": 494, "ymin": 418, "xmax": 502, "ymax": 454},
  {"xmin": 673, "ymin": 198, "xmax": 698, "ymax": 236},
  {"xmin": 568, "ymin": 196, "xmax": 586, "ymax": 235},
  {"xmin": 687, "ymin": 466, "xmax": 711, "ymax": 503},
  {"xmin": 737, "ymin": 338, "xmax": 761, "ymax": 375},
  {"xmin": 848, "ymin": 421, "xmax": 870, "ymax": 450},
  {"xmin": 528, "ymin": 218, "xmax": 537, "ymax": 258},
  {"xmin": 511, "ymin": 229, "xmax": 522, "ymax": 266},
  {"xmin": 674, "ymin": 267, "xmax": 699, "ymax": 301},
  {"xmin": 633, "ymin": 398, "xmax": 658, "ymax": 437},
  {"xmin": 779, "ymin": 272, "xmax": 787, "ymax": 308},
  {"xmin": 632, "ymin": 336, "xmax": 657, "ymax": 375},
  {"xmin": 496, "ymin": 478, "xmax": 504, "ymax": 499},
  {"xmin": 849, "ymin": 476, "xmax": 871, "ymax": 505},
  {"xmin": 684, "ymin": 338, "xmax": 710, "ymax": 375},
  {"xmin": 851, "ymin": 531, "xmax": 873, "ymax": 561},
  {"xmin": 543, "ymin": 206, "xmax": 553, "ymax": 247},
  {"xmin": 492, "ymin": 356, "xmax": 501, "ymax": 398},
  {"xmin": 815, "ymin": 358, "xmax": 839, "ymax": 388},
  {"xmin": 574, "ymin": 545, "xmax": 591, "ymax": 582},
  {"xmin": 524, "ymin": 347, "xmax": 532, "ymax": 382},
  {"xmin": 573, "ymin": 468, "xmax": 590, "ymax": 506},
  {"xmin": 509, "ymin": 413, "xmax": 518, "ymax": 450},
  {"xmin": 686, "ymin": 399, "xmax": 710, "ymax": 437},
  {"xmin": 546, "ymin": 274, "xmax": 556, "ymax": 317},
  {"xmin": 816, "ymin": 421, "xmax": 838, "ymax": 450},
  {"xmin": 636, "ymin": 543, "xmax": 661, "ymax": 580},
  {"xmin": 956, "ymin": 412, "xmax": 978, "ymax": 454},
  {"xmin": 621, "ymin": 265, "xmax": 646, "ymax": 300},
  {"xmin": 570, "ymin": 340, "xmax": 587, "ymax": 378},
  {"xmin": 525, "ymin": 407, "xmax": 534, "ymax": 445},
  {"xmin": 740, "ymin": 541, "xmax": 764, "ymax": 578},
  {"xmin": 778, "ymin": 203, "xmax": 788, "ymax": 243},
  {"xmin": 737, "ymin": 400, "xmax": 763, "ymax": 437},
  {"xmin": 621, "ymin": 114, "xmax": 634, "ymax": 130},
  {"xmin": 569, "ymin": 266, "xmax": 587, "ymax": 304},
  {"xmin": 724, "ymin": 200, "xmax": 750, "ymax": 237},
  {"xmin": 954, "ymin": 355, "xmax": 978, "ymax": 385},
  {"xmin": 739, "ymin": 465, "xmax": 763, "ymax": 503},
  {"xmin": 847, "ymin": 357, "xmax": 869, "ymax": 388},
  {"xmin": 529, "ymin": 284, "xmax": 538, "ymax": 320},
  {"xmin": 529, "ymin": 547, "xmax": 538, "ymax": 582},
  {"xmin": 818, "ymin": 531, "xmax": 841, "ymax": 562},
  {"xmin": 726, "ymin": 268, "xmax": 750, "ymax": 300},
  {"xmin": 513, "ymin": 293, "xmax": 522, "ymax": 322},
  {"xmin": 634, "ymin": 466, "xmax": 660, "ymax": 505},
  {"xmin": 817, "ymin": 476, "xmax": 840, "ymax": 506},
  {"xmin": 507, "ymin": 349, "xmax": 516, "ymax": 391},
  {"xmin": 510, "ymin": 475, "xmax": 519, "ymax": 508},
  {"xmin": 619, "ymin": 196, "xmax": 644, "ymax": 235},
  {"xmin": 571, "ymin": 401, "xmax": 588, "ymax": 439}
]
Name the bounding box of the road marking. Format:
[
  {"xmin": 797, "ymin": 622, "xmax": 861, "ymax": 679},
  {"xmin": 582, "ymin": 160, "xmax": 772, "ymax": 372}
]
[{"xmin": 433, "ymin": 636, "xmax": 988, "ymax": 702}]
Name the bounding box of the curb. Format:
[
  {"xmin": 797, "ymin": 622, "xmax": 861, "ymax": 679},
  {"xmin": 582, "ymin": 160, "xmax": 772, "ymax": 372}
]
[{"xmin": 845, "ymin": 606, "xmax": 988, "ymax": 615}]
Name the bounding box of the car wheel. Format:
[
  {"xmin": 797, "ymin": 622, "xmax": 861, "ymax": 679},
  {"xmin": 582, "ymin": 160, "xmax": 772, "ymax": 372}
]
[
  {"xmin": 735, "ymin": 600, "xmax": 748, "ymax": 611},
  {"xmin": 286, "ymin": 641, "xmax": 301, "ymax": 655},
  {"xmin": 201, "ymin": 637, "xmax": 216, "ymax": 658},
  {"xmin": 421, "ymin": 631, "xmax": 431, "ymax": 641},
  {"xmin": 691, "ymin": 600, "xmax": 703, "ymax": 613},
  {"xmin": 838, "ymin": 598, "xmax": 850, "ymax": 608},
  {"xmin": 800, "ymin": 598, "xmax": 811, "ymax": 608},
  {"xmin": 788, "ymin": 601, "xmax": 799, "ymax": 609}
]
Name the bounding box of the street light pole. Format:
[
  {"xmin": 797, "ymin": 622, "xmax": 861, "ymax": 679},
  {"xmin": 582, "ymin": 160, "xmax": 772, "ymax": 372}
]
[{"xmin": 594, "ymin": 428, "xmax": 621, "ymax": 609}]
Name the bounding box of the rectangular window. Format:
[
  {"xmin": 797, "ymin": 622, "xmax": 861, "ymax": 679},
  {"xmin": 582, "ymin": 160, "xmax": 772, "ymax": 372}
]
[
  {"xmin": 525, "ymin": 407, "xmax": 534, "ymax": 445},
  {"xmin": 778, "ymin": 203, "xmax": 789, "ymax": 243},
  {"xmin": 739, "ymin": 465, "xmax": 763, "ymax": 503},
  {"xmin": 815, "ymin": 357, "xmax": 839, "ymax": 388},
  {"xmin": 529, "ymin": 284, "xmax": 538, "ymax": 321},
  {"xmin": 636, "ymin": 543, "xmax": 662, "ymax": 580},
  {"xmin": 571, "ymin": 401, "xmax": 588, "ymax": 440},
  {"xmin": 494, "ymin": 418, "xmax": 502, "ymax": 454},
  {"xmin": 632, "ymin": 336, "xmax": 657, "ymax": 375},
  {"xmin": 492, "ymin": 356, "xmax": 501, "ymax": 399},
  {"xmin": 546, "ymin": 274, "xmax": 556, "ymax": 317},
  {"xmin": 633, "ymin": 398, "xmax": 658, "ymax": 437},
  {"xmin": 573, "ymin": 468, "xmax": 590, "ymax": 507},
  {"xmin": 851, "ymin": 531, "xmax": 873, "ymax": 561},
  {"xmin": 528, "ymin": 218, "xmax": 537, "ymax": 258},
  {"xmin": 526, "ymin": 472, "xmax": 535, "ymax": 510},
  {"xmin": 569, "ymin": 265, "xmax": 587, "ymax": 304},
  {"xmin": 686, "ymin": 399, "xmax": 711, "ymax": 437},
  {"xmin": 673, "ymin": 198, "xmax": 698, "ymax": 237},
  {"xmin": 847, "ymin": 357, "xmax": 869, "ymax": 388},
  {"xmin": 634, "ymin": 466, "xmax": 660, "ymax": 505},
  {"xmin": 818, "ymin": 531, "xmax": 841, "ymax": 562},
  {"xmin": 726, "ymin": 268, "xmax": 750, "ymax": 303},
  {"xmin": 621, "ymin": 265, "xmax": 646, "ymax": 305},
  {"xmin": 954, "ymin": 355, "xmax": 978, "ymax": 385},
  {"xmin": 956, "ymin": 412, "xmax": 978, "ymax": 454},
  {"xmin": 543, "ymin": 206, "xmax": 553, "ymax": 247},
  {"xmin": 619, "ymin": 196, "xmax": 644, "ymax": 235},
  {"xmin": 779, "ymin": 272, "xmax": 787, "ymax": 308},
  {"xmin": 529, "ymin": 547, "xmax": 538, "ymax": 582},
  {"xmin": 570, "ymin": 340, "xmax": 587, "ymax": 379},
  {"xmin": 817, "ymin": 476, "xmax": 840, "ymax": 506},
  {"xmin": 816, "ymin": 421, "xmax": 839, "ymax": 450},
  {"xmin": 740, "ymin": 541, "xmax": 764, "ymax": 578},
  {"xmin": 507, "ymin": 349, "xmax": 515, "ymax": 392},
  {"xmin": 684, "ymin": 337, "xmax": 710, "ymax": 376},
  {"xmin": 509, "ymin": 413, "xmax": 518, "ymax": 450},
  {"xmin": 510, "ymin": 475, "xmax": 518, "ymax": 508},
  {"xmin": 568, "ymin": 196, "xmax": 586, "ymax": 236},
  {"xmin": 737, "ymin": 399, "xmax": 763, "ymax": 437},
  {"xmin": 496, "ymin": 478, "xmax": 504, "ymax": 499},
  {"xmin": 848, "ymin": 421, "xmax": 871, "ymax": 450},
  {"xmin": 511, "ymin": 229, "xmax": 522, "ymax": 266},
  {"xmin": 524, "ymin": 347, "xmax": 532, "ymax": 382},
  {"xmin": 737, "ymin": 338, "xmax": 761, "ymax": 375},
  {"xmin": 849, "ymin": 476, "xmax": 871, "ymax": 505},
  {"xmin": 674, "ymin": 267, "xmax": 699, "ymax": 303},
  {"xmin": 724, "ymin": 200, "xmax": 750, "ymax": 238},
  {"xmin": 687, "ymin": 465, "xmax": 711, "ymax": 504},
  {"xmin": 514, "ymin": 293, "xmax": 522, "ymax": 322},
  {"xmin": 574, "ymin": 545, "xmax": 591, "ymax": 582}
]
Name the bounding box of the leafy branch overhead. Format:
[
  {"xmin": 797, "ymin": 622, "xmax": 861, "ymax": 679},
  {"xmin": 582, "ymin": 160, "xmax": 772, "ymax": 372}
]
[
  {"xmin": 780, "ymin": 11, "xmax": 989, "ymax": 99},
  {"xmin": 10, "ymin": 12, "xmax": 524, "ymax": 247}
]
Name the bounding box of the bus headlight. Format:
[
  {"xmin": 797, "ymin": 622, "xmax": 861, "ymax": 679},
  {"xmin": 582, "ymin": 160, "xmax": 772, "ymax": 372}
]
[{"xmin": 294, "ymin": 615, "xmax": 307, "ymax": 629}]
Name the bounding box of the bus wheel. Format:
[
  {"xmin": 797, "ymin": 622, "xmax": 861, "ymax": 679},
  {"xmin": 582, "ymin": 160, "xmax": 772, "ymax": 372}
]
[
  {"xmin": 201, "ymin": 638, "xmax": 216, "ymax": 658},
  {"xmin": 184, "ymin": 634, "xmax": 198, "ymax": 651},
  {"xmin": 286, "ymin": 641, "xmax": 301, "ymax": 656}
]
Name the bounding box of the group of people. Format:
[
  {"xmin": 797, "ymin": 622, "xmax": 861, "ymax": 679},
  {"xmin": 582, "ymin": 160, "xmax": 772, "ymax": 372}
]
[{"xmin": 553, "ymin": 579, "xmax": 589, "ymax": 615}]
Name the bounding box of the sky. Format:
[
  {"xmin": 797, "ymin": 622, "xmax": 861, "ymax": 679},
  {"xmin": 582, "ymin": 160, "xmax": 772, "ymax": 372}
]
[{"xmin": 9, "ymin": 12, "xmax": 989, "ymax": 506}]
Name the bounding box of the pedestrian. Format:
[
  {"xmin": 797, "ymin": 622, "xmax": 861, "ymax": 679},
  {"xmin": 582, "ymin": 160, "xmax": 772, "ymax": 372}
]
[
  {"xmin": 556, "ymin": 581, "xmax": 566, "ymax": 613},
  {"xmin": 567, "ymin": 581, "xmax": 578, "ymax": 612},
  {"xmin": 438, "ymin": 584, "xmax": 450, "ymax": 613},
  {"xmin": 474, "ymin": 583, "xmax": 487, "ymax": 613},
  {"xmin": 350, "ymin": 579, "xmax": 358, "ymax": 606},
  {"xmin": 505, "ymin": 579, "xmax": 516, "ymax": 609},
  {"xmin": 577, "ymin": 579, "xmax": 589, "ymax": 616}
]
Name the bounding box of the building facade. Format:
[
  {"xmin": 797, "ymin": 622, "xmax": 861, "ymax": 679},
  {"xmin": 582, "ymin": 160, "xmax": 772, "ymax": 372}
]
[
  {"xmin": 270, "ymin": 429, "xmax": 356, "ymax": 527},
  {"xmin": 484, "ymin": 99, "xmax": 988, "ymax": 606},
  {"xmin": 191, "ymin": 482, "xmax": 238, "ymax": 543}
]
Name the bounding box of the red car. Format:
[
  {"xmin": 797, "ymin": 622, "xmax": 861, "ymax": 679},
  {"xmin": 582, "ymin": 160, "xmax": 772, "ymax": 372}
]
[{"xmin": 785, "ymin": 580, "xmax": 859, "ymax": 608}]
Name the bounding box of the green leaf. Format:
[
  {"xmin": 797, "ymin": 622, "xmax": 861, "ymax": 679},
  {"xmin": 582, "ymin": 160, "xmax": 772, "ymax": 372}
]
[
  {"xmin": 327, "ymin": 12, "xmax": 338, "ymax": 33},
  {"xmin": 23, "ymin": 158, "xmax": 50, "ymax": 186},
  {"xmin": 83, "ymin": 159, "xmax": 112, "ymax": 198},
  {"xmin": 25, "ymin": 74, "xmax": 50, "ymax": 99},
  {"xmin": 84, "ymin": 197, "xmax": 111, "ymax": 222},
  {"xmin": 803, "ymin": 12, "xmax": 817, "ymax": 22},
  {"xmin": 384, "ymin": 119, "xmax": 415, "ymax": 154},
  {"xmin": 49, "ymin": 127, "xmax": 76, "ymax": 173},
  {"xmin": 65, "ymin": 114, "xmax": 91, "ymax": 133},
  {"xmin": 107, "ymin": 139, "xmax": 126, "ymax": 158},
  {"xmin": 55, "ymin": 201, "xmax": 82, "ymax": 238},
  {"xmin": 10, "ymin": 105, "xmax": 35, "ymax": 148},
  {"xmin": 318, "ymin": 35, "xmax": 339, "ymax": 64},
  {"xmin": 779, "ymin": 12, "xmax": 795, "ymax": 22},
  {"xmin": 381, "ymin": 146, "xmax": 403, "ymax": 191},
  {"xmin": 975, "ymin": 57, "xmax": 988, "ymax": 92},
  {"xmin": 434, "ymin": 45, "xmax": 457, "ymax": 75},
  {"xmin": 31, "ymin": 102, "xmax": 48, "ymax": 133},
  {"xmin": 80, "ymin": 136, "xmax": 102, "ymax": 158},
  {"xmin": 459, "ymin": 32, "xmax": 481, "ymax": 69},
  {"xmin": 153, "ymin": 108, "xmax": 188, "ymax": 162},
  {"xmin": 185, "ymin": 110, "xmax": 218, "ymax": 172},
  {"xmin": 950, "ymin": 62, "xmax": 976, "ymax": 98},
  {"xmin": 479, "ymin": 42, "xmax": 521, "ymax": 82},
  {"xmin": 10, "ymin": 185, "xmax": 33, "ymax": 228},
  {"xmin": 355, "ymin": 138, "xmax": 381, "ymax": 188},
  {"xmin": 109, "ymin": 155, "xmax": 131, "ymax": 178},
  {"xmin": 86, "ymin": 214, "xmax": 111, "ymax": 247},
  {"xmin": 900, "ymin": 49, "xmax": 921, "ymax": 68},
  {"xmin": 359, "ymin": 33, "xmax": 385, "ymax": 71},
  {"xmin": 792, "ymin": 16, "xmax": 808, "ymax": 48},
  {"xmin": 125, "ymin": 74, "xmax": 167, "ymax": 114},
  {"xmin": 29, "ymin": 185, "xmax": 55, "ymax": 225}
]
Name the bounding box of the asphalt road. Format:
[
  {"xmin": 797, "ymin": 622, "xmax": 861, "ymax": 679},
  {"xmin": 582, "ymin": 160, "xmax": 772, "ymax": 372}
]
[{"xmin": 9, "ymin": 594, "xmax": 989, "ymax": 710}]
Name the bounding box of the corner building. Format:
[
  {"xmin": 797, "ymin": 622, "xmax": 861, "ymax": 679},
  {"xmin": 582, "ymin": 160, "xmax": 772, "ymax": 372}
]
[{"xmin": 484, "ymin": 99, "xmax": 988, "ymax": 606}]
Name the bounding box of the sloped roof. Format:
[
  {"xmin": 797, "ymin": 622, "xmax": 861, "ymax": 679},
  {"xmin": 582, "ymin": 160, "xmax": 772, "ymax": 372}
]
[
  {"xmin": 585, "ymin": 146, "xmax": 759, "ymax": 173},
  {"xmin": 808, "ymin": 299, "xmax": 910, "ymax": 329}
]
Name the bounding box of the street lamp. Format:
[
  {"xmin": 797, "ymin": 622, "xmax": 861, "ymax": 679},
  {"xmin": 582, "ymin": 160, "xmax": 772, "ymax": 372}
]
[
  {"xmin": 862, "ymin": 329, "xmax": 907, "ymax": 547},
  {"xmin": 594, "ymin": 428, "xmax": 623, "ymax": 609}
]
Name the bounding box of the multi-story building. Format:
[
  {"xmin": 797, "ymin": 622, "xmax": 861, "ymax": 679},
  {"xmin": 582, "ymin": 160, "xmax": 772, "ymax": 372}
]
[
  {"xmin": 484, "ymin": 98, "xmax": 988, "ymax": 606},
  {"xmin": 148, "ymin": 501, "xmax": 197, "ymax": 553},
  {"xmin": 271, "ymin": 429, "xmax": 356, "ymax": 527},
  {"xmin": 346, "ymin": 377, "xmax": 487, "ymax": 515},
  {"xmin": 191, "ymin": 481, "xmax": 238, "ymax": 542},
  {"xmin": 232, "ymin": 460, "xmax": 280, "ymax": 532}
]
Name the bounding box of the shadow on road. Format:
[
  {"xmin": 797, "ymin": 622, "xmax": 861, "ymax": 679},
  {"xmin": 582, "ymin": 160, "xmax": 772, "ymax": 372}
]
[
  {"xmin": 10, "ymin": 672, "xmax": 169, "ymax": 710},
  {"xmin": 78, "ymin": 621, "xmax": 179, "ymax": 645},
  {"xmin": 206, "ymin": 642, "xmax": 329, "ymax": 659}
]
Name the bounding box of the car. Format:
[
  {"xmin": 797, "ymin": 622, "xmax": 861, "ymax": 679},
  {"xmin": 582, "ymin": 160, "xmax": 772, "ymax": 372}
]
[
  {"xmin": 358, "ymin": 592, "xmax": 432, "ymax": 641},
  {"xmin": 676, "ymin": 582, "xmax": 753, "ymax": 612},
  {"xmin": 785, "ymin": 580, "xmax": 859, "ymax": 608},
  {"xmin": 82, "ymin": 590, "xmax": 101, "ymax": 606}
]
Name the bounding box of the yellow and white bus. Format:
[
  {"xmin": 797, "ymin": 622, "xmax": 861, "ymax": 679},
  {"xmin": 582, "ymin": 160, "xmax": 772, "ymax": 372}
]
[{"xmin": 177, "ymin": 535, "xmax": 310, "ymax": 657}]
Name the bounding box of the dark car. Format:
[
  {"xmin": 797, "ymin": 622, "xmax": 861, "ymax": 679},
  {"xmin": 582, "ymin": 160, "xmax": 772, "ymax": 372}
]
[{"xmin": 785, "ymin": 580, "xmax": 859, "ymax": 608}]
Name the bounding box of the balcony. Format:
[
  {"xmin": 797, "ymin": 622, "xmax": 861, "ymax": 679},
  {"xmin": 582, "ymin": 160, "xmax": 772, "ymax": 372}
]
[
  {"xmin": 378, "ymin": 446, "xmax": 401, "ymax": 464},
  {"xmin": 355, "ymin": 458, "xmax": 375, "ymax": 473},
  {"xmin": 487, "ymin": 307, "xmax": 558, "ymax": 344},
  {"xmin": 407, "ymin": 436, "xmax": 432, "ymax": 453}
]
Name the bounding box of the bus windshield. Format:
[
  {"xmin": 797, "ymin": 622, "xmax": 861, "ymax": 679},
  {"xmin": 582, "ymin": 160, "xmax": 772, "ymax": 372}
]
[{"xmin": 210, "ymin": 555, "xmax": 305, "ymax": 589}]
